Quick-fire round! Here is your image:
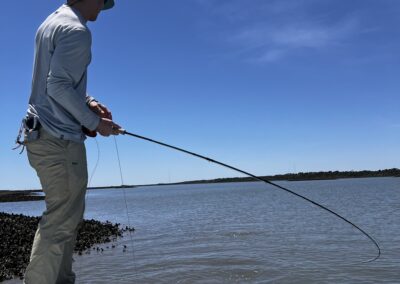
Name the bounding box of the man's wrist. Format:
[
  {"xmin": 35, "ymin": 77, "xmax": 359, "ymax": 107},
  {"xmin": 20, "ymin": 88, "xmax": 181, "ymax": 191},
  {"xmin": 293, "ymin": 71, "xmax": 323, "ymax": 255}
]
[{"xmin": 87, "ymin": 115, "xmax": 101, "ymax": 132}]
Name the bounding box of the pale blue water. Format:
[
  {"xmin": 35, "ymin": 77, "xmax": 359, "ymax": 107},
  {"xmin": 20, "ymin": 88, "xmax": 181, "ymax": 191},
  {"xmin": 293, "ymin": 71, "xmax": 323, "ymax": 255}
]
[{"xmin": 2, "ymin": 177, "xmax": 400, "ymax": 283}]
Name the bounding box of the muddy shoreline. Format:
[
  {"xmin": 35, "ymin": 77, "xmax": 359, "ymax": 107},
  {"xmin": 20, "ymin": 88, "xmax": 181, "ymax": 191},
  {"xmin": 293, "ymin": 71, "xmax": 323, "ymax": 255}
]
[
  {"xmin": 0, "ymin": 212, "xmax": 134, "ymax": 282},
  {"xmin": 0, "ymin": 191, "xmax": 44, "ymax": 203}
]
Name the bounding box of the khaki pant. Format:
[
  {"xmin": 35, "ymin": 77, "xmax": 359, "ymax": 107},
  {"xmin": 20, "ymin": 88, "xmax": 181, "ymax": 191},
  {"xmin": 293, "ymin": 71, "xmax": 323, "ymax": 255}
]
[{"xmin": 24, "ymin": 128, "xmax": 88, "ymax": 284}]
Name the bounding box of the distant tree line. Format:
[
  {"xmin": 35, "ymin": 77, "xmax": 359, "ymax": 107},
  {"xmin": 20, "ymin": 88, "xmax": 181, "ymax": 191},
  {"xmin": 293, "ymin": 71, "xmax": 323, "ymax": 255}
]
[
  {"xmin": 264, "ymin": 168, "xmax": 400, "ymax": 181},
  {"xmin": 174, "ymin": 168, "xmax": 400, "ymax": 185}
]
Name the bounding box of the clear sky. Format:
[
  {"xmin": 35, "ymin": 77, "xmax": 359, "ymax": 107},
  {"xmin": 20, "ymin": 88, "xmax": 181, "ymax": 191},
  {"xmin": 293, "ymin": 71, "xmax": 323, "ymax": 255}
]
[{"xmin": 1, "ymin": 0, "xmax": 399, "ymax": 189}]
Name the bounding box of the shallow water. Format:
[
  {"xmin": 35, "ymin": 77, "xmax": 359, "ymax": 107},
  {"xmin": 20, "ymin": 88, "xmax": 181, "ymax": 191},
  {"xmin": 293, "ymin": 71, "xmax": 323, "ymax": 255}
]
[{"xmin": 2, "ymin": 177, "xmax": 400, "ymax": 283}]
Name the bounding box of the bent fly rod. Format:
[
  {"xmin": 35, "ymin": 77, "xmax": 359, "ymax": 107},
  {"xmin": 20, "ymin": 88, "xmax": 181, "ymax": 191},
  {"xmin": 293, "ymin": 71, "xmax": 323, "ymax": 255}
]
[{"xmin": 118, "ymin": 129, "xmax": 381, "ymax": 262}]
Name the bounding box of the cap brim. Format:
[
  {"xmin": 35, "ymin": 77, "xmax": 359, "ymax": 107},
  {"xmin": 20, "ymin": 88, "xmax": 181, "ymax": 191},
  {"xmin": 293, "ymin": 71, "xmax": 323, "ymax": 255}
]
[{"xmin": 102, "ymin": 0, "xmax": 114, "ymax": 10}]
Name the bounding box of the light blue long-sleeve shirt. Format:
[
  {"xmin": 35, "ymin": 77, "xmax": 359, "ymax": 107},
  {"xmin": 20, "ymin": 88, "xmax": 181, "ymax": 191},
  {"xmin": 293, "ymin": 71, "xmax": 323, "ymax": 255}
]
[{"xmin": 27, "ymin": 4, "xmax": 100, "ymax": 142}]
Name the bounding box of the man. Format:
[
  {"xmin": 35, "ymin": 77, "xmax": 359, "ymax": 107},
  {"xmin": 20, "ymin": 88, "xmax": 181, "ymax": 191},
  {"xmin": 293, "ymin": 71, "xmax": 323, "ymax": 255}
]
[{"xmin": 23, "ymin": 1, "xmax": 119, "ymax": 283}]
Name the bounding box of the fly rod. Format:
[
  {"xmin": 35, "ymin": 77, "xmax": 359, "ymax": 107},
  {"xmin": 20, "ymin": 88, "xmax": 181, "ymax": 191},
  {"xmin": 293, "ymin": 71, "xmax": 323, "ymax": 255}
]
[{"xmin": 118, "ymin": 128, "xmax": 381, "ymax": 262}]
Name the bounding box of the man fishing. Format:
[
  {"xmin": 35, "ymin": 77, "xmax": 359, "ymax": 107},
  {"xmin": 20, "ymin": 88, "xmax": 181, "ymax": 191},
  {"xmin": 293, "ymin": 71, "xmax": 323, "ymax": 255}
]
[{"xmin": 22, "ymin": 1, "xmax": 119, "ymax": 283}]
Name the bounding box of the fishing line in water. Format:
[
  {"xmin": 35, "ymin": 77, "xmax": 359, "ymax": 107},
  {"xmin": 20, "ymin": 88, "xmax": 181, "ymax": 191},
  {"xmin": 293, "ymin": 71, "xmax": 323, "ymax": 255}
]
[
  {"xmin": 80, "ymin": 137, "xmax": 138, "ymax": 278},
  {"xmin": 113, "ymin": 136, "xmax": 138, "ymax": 276},
  {"xmin": 118, "ymin": 129, "xmax": 381, "ymax": 263}
]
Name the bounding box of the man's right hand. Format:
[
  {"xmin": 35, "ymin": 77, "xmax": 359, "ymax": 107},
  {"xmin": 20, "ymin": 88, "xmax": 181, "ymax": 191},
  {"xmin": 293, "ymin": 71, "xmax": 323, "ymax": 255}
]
[{"xmin": 96, "ymin": 118, "xmax": 121, "ymax": 137}]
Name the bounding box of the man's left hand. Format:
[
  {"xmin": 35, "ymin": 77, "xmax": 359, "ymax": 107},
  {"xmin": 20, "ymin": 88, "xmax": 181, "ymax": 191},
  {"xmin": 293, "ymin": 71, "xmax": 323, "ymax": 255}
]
[{"xmin": 89, "ymin": 101, "xmax": 112, "ymax": 119}]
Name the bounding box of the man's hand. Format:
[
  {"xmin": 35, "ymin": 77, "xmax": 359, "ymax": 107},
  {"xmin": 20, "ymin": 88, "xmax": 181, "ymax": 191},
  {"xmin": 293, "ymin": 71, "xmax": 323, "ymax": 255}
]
[
  {"xmin": 88, "ymin": 101, "xmax": 121, "ymax": 137},
  {"xmin": 96, "ymin": 118, "xmax": 121, "ymax": 137},
  {"xmin": 89, "ymin": 101, "xmax": 112, "ymax": 119}
]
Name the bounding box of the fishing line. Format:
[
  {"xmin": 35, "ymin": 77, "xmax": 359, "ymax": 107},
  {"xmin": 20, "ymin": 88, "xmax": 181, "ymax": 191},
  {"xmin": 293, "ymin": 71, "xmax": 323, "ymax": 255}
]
[
  {"xmin": 88, "ymin": 137, "xmax": 101, "ymax": 187},
  {"xmin": 76, "ymin": 137, "xmax": 101, "ymax": 279},
  {"xmin": 118, "ymin": 129, "xmax": 381, "ymax": 263},
  {"xmin": 113, "ymin": 136, "xmax": 138, "ymax": 276}
]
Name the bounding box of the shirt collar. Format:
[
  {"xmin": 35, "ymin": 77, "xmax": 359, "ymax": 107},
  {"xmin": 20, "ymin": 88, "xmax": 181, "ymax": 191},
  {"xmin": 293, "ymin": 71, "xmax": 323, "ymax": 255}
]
[{"xmin": 63, "ymin": 4, "xmax": 88, "ymax": 24}]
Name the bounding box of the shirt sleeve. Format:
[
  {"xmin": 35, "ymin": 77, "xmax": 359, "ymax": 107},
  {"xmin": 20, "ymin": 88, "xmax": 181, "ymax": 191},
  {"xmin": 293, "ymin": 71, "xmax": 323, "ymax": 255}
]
[
  {"xmin": 86, "ymin": 93, "xmax": 98, "ymax": 105},
  {"xmin": 47, "ymin": 27, "xmax": 100, "ymax": 131}
]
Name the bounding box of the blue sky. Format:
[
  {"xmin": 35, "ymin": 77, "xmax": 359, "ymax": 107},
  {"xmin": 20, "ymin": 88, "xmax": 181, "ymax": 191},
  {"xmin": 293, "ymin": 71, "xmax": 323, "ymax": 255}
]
[{"xmin": 1, "ymin": 0, "xmax": 399, "ymax": 189}]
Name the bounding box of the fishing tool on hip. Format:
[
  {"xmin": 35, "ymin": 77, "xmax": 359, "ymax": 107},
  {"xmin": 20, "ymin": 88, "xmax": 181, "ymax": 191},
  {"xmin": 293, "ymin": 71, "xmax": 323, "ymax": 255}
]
[
  {"xmin": 116, "ymin": 128, "xmax": 381, "ymax": 263},
  {"xmin": 13, "ymin": 116, "xmax": 41, "ymax": 154}
]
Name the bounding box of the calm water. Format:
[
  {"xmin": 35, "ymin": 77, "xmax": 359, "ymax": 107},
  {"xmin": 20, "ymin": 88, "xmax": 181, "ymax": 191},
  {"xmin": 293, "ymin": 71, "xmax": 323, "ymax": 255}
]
[{"xmin": 2, "ymin": 177, "xmax": 400, "ymax": 283}]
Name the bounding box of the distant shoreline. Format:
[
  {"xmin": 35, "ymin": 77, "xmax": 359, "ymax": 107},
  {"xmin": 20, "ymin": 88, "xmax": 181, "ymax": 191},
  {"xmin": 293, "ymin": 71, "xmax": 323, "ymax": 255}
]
[
  {"xmin": 151, "ymin": 168, "xmax": 400, "ymax": 186},
  {"xmin": 1, "ymin": 168, "xmax": 399, "ymax": 202}
]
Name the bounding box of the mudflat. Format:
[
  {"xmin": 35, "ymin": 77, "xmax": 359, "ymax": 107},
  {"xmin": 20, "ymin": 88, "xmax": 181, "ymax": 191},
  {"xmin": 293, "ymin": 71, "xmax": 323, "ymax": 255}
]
[{"xmin": 0, "ymin": 212, "xmax": 134, "ymax": 282}]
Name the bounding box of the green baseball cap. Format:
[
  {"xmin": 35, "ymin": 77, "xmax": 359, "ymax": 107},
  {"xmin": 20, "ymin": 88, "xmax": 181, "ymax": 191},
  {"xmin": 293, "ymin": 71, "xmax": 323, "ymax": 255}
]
[{"xmin": 102, "ymin": 0, "xmax": 115, "ymax": 10}]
